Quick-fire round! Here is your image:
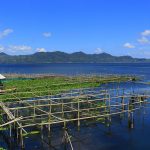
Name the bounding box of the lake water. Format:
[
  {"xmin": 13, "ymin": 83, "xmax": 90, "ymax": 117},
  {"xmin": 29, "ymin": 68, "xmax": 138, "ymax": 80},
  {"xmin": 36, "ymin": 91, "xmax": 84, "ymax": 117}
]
[
  {"xmin": 0, "ymin": 63, "xmax": 149, "ymax": 78},
  {"xmin": 1, "ymin": 63, "xmax": 150, "ymax": 150}
]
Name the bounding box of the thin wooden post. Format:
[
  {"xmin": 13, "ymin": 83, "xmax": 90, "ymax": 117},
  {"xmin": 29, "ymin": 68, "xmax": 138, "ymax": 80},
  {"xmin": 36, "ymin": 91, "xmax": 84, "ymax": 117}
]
[
  {"xmin": 34, "ymin": 102, "xmax": 36, "ymax": 117},
  {"xmin": 63, "ymin": 126, "xmax": 67, "ymax": 150},
  {"xmin": 62, "ymin": 103, "xmax": 64, "ymax": 118},
  {"xmin": 19, "ymin": 123, "xmax": 24, "ymax": 149},
  {"xmin": 103, "ymin": 90, "xmax": 108, "ymax": 126},
  {"xmin": 17, "ymin": 125, "xmax": 19, "ymax": 140},
  {"xmin": 121, "ymin": 96, "xmax": 125, "ymax": 111},
  {"xmin": 48, "ymin": 100, "xmax": 51, "ymax": 146},
  {"xmin": 9, "ymin": 124, "xmax": 12, "ymax": 137},
  {"xmin": 108, "ymin": 94, "xmax": 111, "ymax": 122},
  {"xmin": 104, "ymin": 90, "xmax": 107, "ymax": 113},
  {"xmin": 48, "ymin": 123, "xmax": 51, "ymax": 147},
  {"xmin": 77, "ymin": 98, "xmax": 80, "ymax": 129},
  {"xmin": 128, "ymin": 112, "xmax": 134, "ymax": 129},
  {"xmin": 131, "ymin": 112, "xmax": 134, "ymax": 128},
  {"xmin": 41, "ymin": 125, "xmax": 44, "ymax": 140},
  {"xmin": 128, "ymin": 103, "xmax": 130, "ymax": 117}
]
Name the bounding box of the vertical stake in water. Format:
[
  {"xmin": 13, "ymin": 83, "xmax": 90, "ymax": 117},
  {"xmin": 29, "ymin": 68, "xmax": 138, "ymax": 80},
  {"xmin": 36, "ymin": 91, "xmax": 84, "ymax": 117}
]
[
  {"xmin": 9, "ymin": 124, "xmax": 12, "ymax": 137},
  {"xmin": 108, "ymin": 93, "xmax": 111, "ymax": 123},
  {"xmin": 34, "ymin": 102, "xmax": 36, "ymax": 117},
  {"xmin": 63, "ymin": 121, "xmax": 67, "ymax": 150},
  {"xmin": 131, "ymin": 112, "xmax": 134, "ymax": 128},
  {"xmin": 41, "ymin": 125, "xmax": 44, "ymax": 140},
  {"xmin": 77, "ymin": 97, "xmax": 80, "ymax": 130},
  {"xmin": 20, "ymin": 123, "xmax": 24, "ymax": 149},
  {"xmin": 108, "ymin": 93, "xmax": 112, "ymax": 133},
  {"xmin": 104, "ymin": 90, "xmax": 108, "ymax": 125},
  {"xmin": 121, "ymin": 95, "xmax": 125, "ymax": 112},
  {"xmin": 48, "ymin": 100, "xmax": 51, "ymax": 146},
  {"xmin": 128, "ymin": 112, "xmax": 134, "ymax": 129}
]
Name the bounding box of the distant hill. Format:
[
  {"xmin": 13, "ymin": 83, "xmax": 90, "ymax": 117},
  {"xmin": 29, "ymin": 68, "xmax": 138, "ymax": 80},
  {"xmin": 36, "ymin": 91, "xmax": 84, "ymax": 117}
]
[{"xmin": 0, "ymin": 51, "xmax": 149, "ymax": 64}]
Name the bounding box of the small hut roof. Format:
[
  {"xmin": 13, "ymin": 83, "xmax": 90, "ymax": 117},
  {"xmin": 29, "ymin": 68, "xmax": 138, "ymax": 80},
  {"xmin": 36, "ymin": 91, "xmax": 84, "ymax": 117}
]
[{"xmin": 0, "ymin": 74, "xmax": 6, "ymax": 79}]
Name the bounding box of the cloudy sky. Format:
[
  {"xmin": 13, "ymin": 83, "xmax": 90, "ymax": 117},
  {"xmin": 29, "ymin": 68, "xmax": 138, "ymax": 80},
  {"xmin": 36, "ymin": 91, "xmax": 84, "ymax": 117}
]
[{"xmin": 0, "ymin": 0, "xmax": 150, "ymax": 58}]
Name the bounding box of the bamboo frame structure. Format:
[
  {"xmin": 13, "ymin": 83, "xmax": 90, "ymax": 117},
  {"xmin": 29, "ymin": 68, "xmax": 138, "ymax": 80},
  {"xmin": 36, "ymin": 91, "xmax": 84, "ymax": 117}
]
[{"xmin": 0, "ymin": 85, "xmax": 149, "ymax": 149}]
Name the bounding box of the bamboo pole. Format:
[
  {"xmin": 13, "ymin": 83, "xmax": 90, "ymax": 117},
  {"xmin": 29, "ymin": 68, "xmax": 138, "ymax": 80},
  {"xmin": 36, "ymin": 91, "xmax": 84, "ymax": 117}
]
[{"xmin": 19, "ymin": 123, "xmax": 24, "ymax": 149}]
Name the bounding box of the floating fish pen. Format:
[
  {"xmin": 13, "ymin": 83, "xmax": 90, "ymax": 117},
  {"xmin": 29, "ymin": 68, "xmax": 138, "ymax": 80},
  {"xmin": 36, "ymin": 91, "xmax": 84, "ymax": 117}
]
[{"xmin": 0, "ymin": 84, "xmax": 149, "ymax": 149}]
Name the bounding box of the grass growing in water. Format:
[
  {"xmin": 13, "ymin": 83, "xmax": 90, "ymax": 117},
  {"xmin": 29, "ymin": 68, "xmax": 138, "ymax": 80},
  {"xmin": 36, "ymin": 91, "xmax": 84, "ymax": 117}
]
[{"xmin": 0, "ymin": 75, "xmax": 135, "ymax": 102}]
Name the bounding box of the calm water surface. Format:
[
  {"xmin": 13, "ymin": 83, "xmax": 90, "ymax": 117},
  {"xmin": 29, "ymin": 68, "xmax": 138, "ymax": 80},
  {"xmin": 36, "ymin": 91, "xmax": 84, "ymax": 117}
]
[{"xmin": 0, "ymin": 63, "xmax": 149, "ymax": 77}]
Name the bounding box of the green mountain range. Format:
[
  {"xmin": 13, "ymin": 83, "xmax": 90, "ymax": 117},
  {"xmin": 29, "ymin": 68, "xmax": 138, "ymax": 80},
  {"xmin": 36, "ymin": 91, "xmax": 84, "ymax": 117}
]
[{"xmin": 0, "ymin": 51, "xmax": 149, "ymax": 64}]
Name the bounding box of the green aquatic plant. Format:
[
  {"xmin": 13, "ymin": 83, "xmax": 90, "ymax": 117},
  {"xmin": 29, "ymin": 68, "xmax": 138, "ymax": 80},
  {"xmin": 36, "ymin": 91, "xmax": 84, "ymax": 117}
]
[
  {"xmin": 0, "ymin": 127, "xmax": 7, "ymax": 131},
  {"xmin": 0, "ymin": 148, "xmax": 6, "ymax": 150},
  {"xmin": 23, "ymin": 130, "xmax": 40, "ymax": 137},
  {"xmin": 0, "ymin": 75, "xmax": 135, "ymax": 102}
]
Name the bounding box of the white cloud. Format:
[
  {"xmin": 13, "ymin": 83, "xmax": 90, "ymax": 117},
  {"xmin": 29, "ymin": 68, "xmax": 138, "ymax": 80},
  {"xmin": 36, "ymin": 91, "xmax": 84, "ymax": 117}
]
[
  {"xmin": 136, "ymin": 49, "xmax": 150, "ymax": 58},
  {"xmin": 0, "ymin": 45, "xmax": 33, "ymax": 54},
  {"xmin": 141, "ymin": 30, "xmax": 150, "ymax": 36},
  {"xmin": 94, "ymin": 48, "xmax": 103, "ymax": 54},
  {"xmin": 0, "ymin": 28, "xmax": 14, "ymax": 39},
  {"xmin": 0, "ymin": 45, "xmax": 5, "ymax": 52},
  {"xmin": 8, "ymin": 45, "xmax": 32, "ymax": 52},
  {"xmin": 126, "ymin": 49, "xmax": 150, "ymax": 58},
  {"xmin": 43, "ymin": 32, "xmax": 52, "ymax": 38},
  {"xmin": 123, "ymin": 43, "xmax": 135, "ymax": 49},
  {"xmin": 36, "ymin": 48, "xmax": 46, "ymax": 52},
  {"xmin": 138, "ymin": 37, "xmax": 150, "ymax": 44}
]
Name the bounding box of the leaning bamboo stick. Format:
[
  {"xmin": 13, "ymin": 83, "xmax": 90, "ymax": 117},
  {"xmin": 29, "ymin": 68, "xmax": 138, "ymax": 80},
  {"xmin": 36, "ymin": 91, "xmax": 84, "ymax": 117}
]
[{"xmin": 0, "ymin": 117, "xmax": 22, "ymax": 127}]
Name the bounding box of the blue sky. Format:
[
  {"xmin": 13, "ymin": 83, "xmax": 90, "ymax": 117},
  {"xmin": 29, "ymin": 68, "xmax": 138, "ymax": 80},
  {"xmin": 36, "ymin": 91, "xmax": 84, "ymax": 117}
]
[{"xmin": 0, "ymin": 0, "xmax": 150, "ymax": 58}]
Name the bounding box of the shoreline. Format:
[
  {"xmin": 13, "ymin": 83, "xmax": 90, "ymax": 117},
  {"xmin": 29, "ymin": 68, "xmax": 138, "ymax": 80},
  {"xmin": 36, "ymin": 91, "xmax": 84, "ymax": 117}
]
[{"xmin": 2, "ymin": 73, "xmax": 138, "ymax": 79}]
